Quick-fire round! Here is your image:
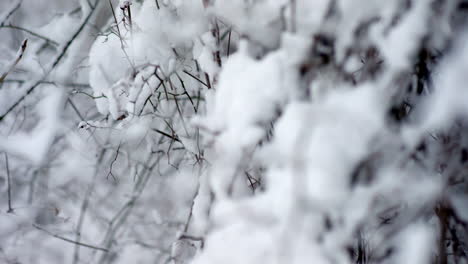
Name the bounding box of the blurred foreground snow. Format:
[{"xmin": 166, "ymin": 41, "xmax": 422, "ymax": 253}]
[{"xmin": 1, "ymin": 0, "xmax": 468, "ymax": 263}]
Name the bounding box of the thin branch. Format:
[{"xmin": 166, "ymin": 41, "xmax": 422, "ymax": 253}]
[
  {"xmin": 436, "ymin": 203, "xmax": 449, "ymax": 264},
  {"xmin": 245, "ymin": 171, "xmax": 260, "ymax": 194},
  {"xmin": 290, "ymin": 0, "xmax": 296, "ymax": 33},
  {"xmin": 86, "ymin": 0, "xmax": 94, "ymax": 9},
  {"xmin": 168, "ymin": 78, "xmax": 189, "ymax": 136},
  {"xmin": 123, "ymin": 2, "xmax": 132, "ymax": 33},
  {"xmin": 71, "ymin": 90, "xmax": 106, "ymax": 99},
  {"xmin": 179, "ymin": 234, "xmax": 204, "ymax": 242},
  {"xmin": 109, "ymin": 0, "xmax": 135, "ymax": 70},
  {"xmin": 227, "ymin": 29, "xmax": 232, "ymax": 57},
  {"xmin": 151, "ymin": 128, "xmax": 181, "ymax": 143},
  {"xmin": 181, "ymin": 163, "xmax": 203, "ymax": 235},
  {"xmin": 67, "ymin": 98, "xmax": 85, "ymax": 121},
  {"xmin": 154, "ymin": 71, "xmax": 169, "ymax": 100},
  {"xmin": 107, "ymin": 143, "xmax": 121, "ymax": 181},
  {"xmin": 176, "ymin": 73, "xmax": 197, "ymax": 113},
  {"xmin": 5, "ymin": 153, "xmax": 13, "ymax": 213},
  {"xmin": 98, "ymin": 153, "xmax": 165, "ymax": 264},
  {"xmin": 182, "ymin": 70, "xmax": 210, "ymax": 88},
  {"xmin": 109, "ymin": 0, "xmax": 123, "ymax": 47},
  {"xmin": 0, "ymin": 25, "xmax": 58, "ymax": 45},
  {"xmin": 73, "ymin": 147, "xmax": 108, "ymax": 264},
  {"xmin": 1, "ymin": 79, "xmax": 90, "ymax": 90},
  {"xmin": 33, "ymin": 224, "xmax": 109, "ymax": 252},
  {"xmin": 204, "ymin": 72, "xmax": 211, "ymax": 89},
  {"xmin": 138, "ymin": 78, "xmax": 163, "ymax": 116},
  {"xmin": 0, "ymin": 39, "xmax": 28, "ymax": 83},
  {"xmin": 0, "ymin": 0, "xmax": 22, "ymax": 27},
  {"xmin": 0, "ymin": 3, "xmax": 99, "ymax": 122}
]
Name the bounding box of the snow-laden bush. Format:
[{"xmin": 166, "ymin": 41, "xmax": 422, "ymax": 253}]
[{"xmin": 1, "ymin": 0, "xmax": 468, "ymax": 263}]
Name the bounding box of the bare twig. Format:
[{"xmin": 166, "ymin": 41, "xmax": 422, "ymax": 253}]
[
  {"xmin": 0, "ymin": 25, "xmax": 58, "ymax": 45},
  {"xmin": 73, "ymin": 147, "xmax": 108, "ymax": 264},
  {"xmin": 5, "ymin": 153, "xmax": 13, "ymax": 213},
  {"xmin": 179, "ymin": 234, "xmax": 204, "ymax": 242},
  {"xmin": 71, "ymin": 90, "xmax": 106, "ymax": 99},
  {"xmin": 67, "ymin": 98, "xmax": 85, "ymax": 121},
  {"xmin": 0, "ymin": 0, "xmax": 22, "ymax": 27},
  {"xmin": 98, "ymin": 152, "xmax": 166, "ymax": 264},
  {"xmin": 290, "ymin": 0, "xmax": 296, "ymax": 33},
  {"xmin": 33, "ymin": 224, "xmax": 109, "ymax": 252},
  {"xmin": 176, "ymin": 73, "xmax": 197, "ymax": 113},
  {"xmin": 109, "ymin": 0, "xmax": 135, "ymax": 70},
  {"xmin": 121, "ymin": 1, "xmax": 132, "ymax": 32},
  {"xmin": 435, "ymin": 203, "xmax": 448, "ymax": 264},
  {"xmin": 0, "ymin": 3, "xmax": 100, "ymax": 122},
  {"xmin": 109, "ymin": 0, "xmax": 122, "ymax": 44},
  {"xmin": 182, "ymin": 70, "xmax": 210, "ymax": 88},
  {"xmin": 204, "ymin": 72, "xmax": 211, "ymax": 89},
  {"xmin": 138, "ymin": 77, "xmax": 163, "ymax": 116},
  {"xmin": 155, "ymin": 72, "xmax": 170, "ymax": 100},
  {"xmin": 2, "ymin": 79, "xmax": 90, "ymax": 89},
  {"xmin": 227, "ymin": 29, "xmax": 232, "ymax": 57},
  {"xmin": 107, "ymin": 143, "xmax": 121, "ymax": 181},
  {"xmin": 167, "ymin": 78, "xmax": 189, "ymax": 136},
  {"xmin": 86, "ymin": 0, "xmax": 94, "ymax": 9},
  {"xmin": 0, "ymin": 39, "xmax": 28, "ymax": 83},
  {"xmin": 151, "ymin": 128, "xmax": 181, "ymax": 142},
  {"xmin": 181, "ymin": 169, "xmax": 201, "ymax": 234}
]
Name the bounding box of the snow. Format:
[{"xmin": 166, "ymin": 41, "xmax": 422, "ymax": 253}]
[
  {"xmin": 2, "ymin": 0, "xmax": 468, "ymax": 263},
  {"xmin": 0, "ymin": 87, "xmax": 64, "ymax": 165},
  {"xmin": 378, "ymin": 0, "xmax": 431, "ymax": 71},
  {"xmin": 396, "ymin": 224, "xmax": 435, "ymax": 264}
]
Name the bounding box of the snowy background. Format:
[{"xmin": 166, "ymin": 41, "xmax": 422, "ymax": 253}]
[{"xmin": 1, "ymin": 0, "xmax": 468, "ymax": 263}]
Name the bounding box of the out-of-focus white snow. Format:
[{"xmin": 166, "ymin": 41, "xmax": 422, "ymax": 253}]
[{"xmin": 0, "ymin": 87, "xmax": 63, "ymax": 165}]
